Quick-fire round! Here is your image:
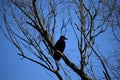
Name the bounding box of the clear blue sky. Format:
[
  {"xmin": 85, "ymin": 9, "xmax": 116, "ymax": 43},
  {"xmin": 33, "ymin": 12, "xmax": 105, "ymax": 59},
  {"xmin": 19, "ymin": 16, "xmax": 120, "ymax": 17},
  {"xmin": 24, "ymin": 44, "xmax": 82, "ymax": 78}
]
[
  {"xmin": 0, "ymin": 31, "xmax": 53, "ymax": 80},
  {"xmin": 0, "ymin": 26, "xmax": 119, "ymax": 80}
]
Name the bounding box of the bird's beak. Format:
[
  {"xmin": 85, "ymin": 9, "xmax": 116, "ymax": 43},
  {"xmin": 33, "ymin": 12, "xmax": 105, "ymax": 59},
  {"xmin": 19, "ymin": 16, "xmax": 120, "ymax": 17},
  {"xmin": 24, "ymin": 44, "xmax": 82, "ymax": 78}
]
[{"xmin": 65, "ymin": 37, "xmax": 67, "ymax": 40}]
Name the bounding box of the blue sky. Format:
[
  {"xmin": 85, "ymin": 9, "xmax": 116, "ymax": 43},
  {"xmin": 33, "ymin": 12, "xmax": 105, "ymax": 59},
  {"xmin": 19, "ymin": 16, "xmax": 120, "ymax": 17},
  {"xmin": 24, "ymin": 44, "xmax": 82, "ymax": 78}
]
[
  {"xmin": 0, "ymin": 25, "xmax": 119, "ymax": 80},
  {"xmin": 0, "ymin": 31, "xmax": 49, "ymax": 80}
]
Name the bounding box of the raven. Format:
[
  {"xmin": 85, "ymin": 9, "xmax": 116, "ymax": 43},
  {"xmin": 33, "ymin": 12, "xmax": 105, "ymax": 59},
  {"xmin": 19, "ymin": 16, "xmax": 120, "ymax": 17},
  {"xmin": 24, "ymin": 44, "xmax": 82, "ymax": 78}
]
[{"xmin": 53, "ymin": 36, "xmax": 67, "ymax": 61}]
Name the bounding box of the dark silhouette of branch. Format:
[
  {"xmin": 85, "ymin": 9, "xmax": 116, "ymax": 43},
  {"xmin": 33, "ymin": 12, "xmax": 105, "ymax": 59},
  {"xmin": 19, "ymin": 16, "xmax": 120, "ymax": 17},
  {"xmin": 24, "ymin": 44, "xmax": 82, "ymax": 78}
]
[
  {"xmin": 82, "ymin": 30, "xmax": 111, "ymax": 80},
  {"xmin": 18, "ymin": 53, "xmax": 63, "ymax": 80},
  {"xmin": 56, "ymin": 50, "xmax": 91, "ymax": 80}
]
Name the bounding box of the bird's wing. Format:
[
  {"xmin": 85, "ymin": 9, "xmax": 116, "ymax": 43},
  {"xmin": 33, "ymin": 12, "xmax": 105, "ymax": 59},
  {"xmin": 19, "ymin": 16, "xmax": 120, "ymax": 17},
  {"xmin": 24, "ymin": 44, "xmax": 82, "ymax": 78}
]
[
  {"xmin": 55, "ymin": 40, "xmax": 65, "ymax": 53},
  {"xmin": 55, "ymin": 40, "xmax": 61, "ymax": 49}
]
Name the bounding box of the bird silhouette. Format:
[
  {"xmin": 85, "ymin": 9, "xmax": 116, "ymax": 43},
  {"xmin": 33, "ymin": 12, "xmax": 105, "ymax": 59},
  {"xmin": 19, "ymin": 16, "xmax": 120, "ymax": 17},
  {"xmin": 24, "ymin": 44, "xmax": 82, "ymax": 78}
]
[{"xmin": 53, "ymin": 35, "xmax": 67, "ymax": 61}]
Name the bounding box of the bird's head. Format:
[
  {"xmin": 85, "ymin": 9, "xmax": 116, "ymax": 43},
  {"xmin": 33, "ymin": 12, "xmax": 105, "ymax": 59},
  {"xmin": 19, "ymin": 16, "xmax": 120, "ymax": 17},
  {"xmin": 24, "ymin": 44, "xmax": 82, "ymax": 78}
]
[{"xmin": 60, "ymin": 35, "xmax": 67, "ymax": 40}]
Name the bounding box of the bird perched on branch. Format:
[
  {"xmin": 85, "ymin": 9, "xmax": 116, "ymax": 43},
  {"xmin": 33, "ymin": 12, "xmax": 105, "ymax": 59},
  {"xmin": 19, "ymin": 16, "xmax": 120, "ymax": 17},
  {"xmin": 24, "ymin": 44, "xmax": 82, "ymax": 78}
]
[{"xmin": 53, "ymin": 35, "xmax": 67, "ymax": 61}]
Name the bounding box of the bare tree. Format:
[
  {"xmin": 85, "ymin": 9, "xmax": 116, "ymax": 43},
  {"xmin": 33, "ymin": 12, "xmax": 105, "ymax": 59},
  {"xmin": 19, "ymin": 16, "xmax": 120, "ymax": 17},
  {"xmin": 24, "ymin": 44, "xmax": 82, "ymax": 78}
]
[
  {"xmin": 0, "ymin": 0, "xmax": 119, "ymax": 80},
  {"xmin": 101, "ymin": 1, "xmax": 120, "ymax": 79}
]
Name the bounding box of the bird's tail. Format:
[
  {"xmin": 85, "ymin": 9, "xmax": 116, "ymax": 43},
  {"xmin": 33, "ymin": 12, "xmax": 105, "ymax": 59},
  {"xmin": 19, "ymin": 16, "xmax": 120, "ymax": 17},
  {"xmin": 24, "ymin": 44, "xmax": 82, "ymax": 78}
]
[{"xmin": 55, "ymin": 61, "xmax": 60, "ymax": 71}]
